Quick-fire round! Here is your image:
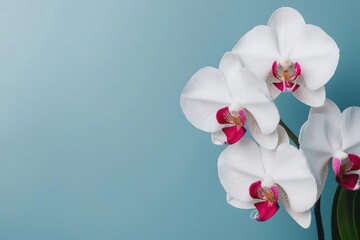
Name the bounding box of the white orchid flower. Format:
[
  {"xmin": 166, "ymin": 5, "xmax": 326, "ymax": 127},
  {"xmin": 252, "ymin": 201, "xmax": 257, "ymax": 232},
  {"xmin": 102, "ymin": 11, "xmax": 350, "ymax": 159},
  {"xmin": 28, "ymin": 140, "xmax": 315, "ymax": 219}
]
[
  {"xmin": 232, "ymin": 7, "xmax": 339, "ymax": 107},
  {"xmin": 180, "ymin": 52, "xmax": 280, "ymax": 149},
  {"xmin": 299, "ymin": 99, "xmax": 360, "ymax": 193},
  {"xmin": 218, "ymin": 127, "xmax": 317, "ymax": 228}
]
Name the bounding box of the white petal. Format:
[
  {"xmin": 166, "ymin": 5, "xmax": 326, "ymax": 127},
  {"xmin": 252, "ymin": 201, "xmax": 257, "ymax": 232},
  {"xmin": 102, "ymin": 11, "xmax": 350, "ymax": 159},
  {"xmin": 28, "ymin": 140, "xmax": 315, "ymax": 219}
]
[
  {"xmin": 309, "ymin": 99, "xmax": 342, "ymax": 152},
  {"xmin": 341, "ymin": 107, "xmax": 360, "ymax": 153},
  {"xmin": 247, "ymin": 112, "xmax": 279, "ymax": 149},
  {"xmin": 259, "ymin": 146, "xmax": 277, "ymax": 176},
  {"xmin": 309, "ymin": 98, "xmax": 341, "ymax": 124},
  {"xmin": 211, "ymin": 130, "xmax": 227, "ymax": 145},
  {"xmin": 259, "ymin": 127, "xmax": 290, "ymax": 176},
  {"xmin": 268, "ymin": 7, "xmax": 305, "ymax": 57},
  {"xmin": 220, "ymin": 53, "xmax": 274, "ymax": 109},
  {"xmin": 244, "ymin": 100, "xmax": 279, "ymax": 135},
  {"xmin": 266, "ymin": 74, "xmax": 282, "ymax": 99},
  {"xmin": 180, "ymin": 67, "xmax": 232, "ymax": 132},
  {"xmin": 314, "ymin": 163, "xmax": 329, "ymax": 199},
  {"xmin": 272, "ymin": 144, "xmax": 317, "ymax": 212},
  {"xmin": 219, "ymin": 52, "xmax": 263, "ymax": 101},
  {"xmin": 291, "ymin": 24, "xmax": 339, "ymax": 91},
  {"xmin": 219, "ymin": 52, "xmax": 241, "ymax": 82},
  {"xmin": 278, "ymin": 125, "xmax": 289, "ymax": 145},
  {"xmin": 226, "ymin": 194, "xmax": 256, "ymax": 209},
  {"xmin": 292, "ymin": 77, "xmax": 325, "ymax": 107},
  {"xmin": 218, "ymin": 139, "xmax": 265, "ymax": 203},
  {"xmin": 219, "ymin": 54, "xmax": 280, "ymax": 135},
  {"xmin": 232, "ymin": 25, "xmax": 279, "ymax": 81},
  {"xmin": 299, "ymin": 115, "xmax": 338, "ymax": 185},
  {"xmin": 278, "ymin": 186, "xmax": 312, "ymax": 228}
]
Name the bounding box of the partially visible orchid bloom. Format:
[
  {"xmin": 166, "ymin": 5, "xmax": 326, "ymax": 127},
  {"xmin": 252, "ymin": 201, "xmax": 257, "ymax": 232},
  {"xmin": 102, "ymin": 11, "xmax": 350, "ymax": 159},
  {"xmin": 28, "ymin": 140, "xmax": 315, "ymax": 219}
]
[
  {"xmin": 232, "ymin": 7, "xmax": 339, "ymax": 107},
  {"xmin": 180, "ymin": 52, "xmax": 280, "ymax": 149},
  {"xmin": 300, "ymin": 99, "xmax": 360, "ymax": 193},
  {"xmin": 218, "ymin": 127, "xmax": 317, "ymax": 228}
]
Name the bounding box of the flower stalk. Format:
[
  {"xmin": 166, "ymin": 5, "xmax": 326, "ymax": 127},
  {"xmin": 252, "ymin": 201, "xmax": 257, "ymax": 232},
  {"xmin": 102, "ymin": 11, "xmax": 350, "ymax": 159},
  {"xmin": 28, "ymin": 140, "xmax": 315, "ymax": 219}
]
[{"xmin": 279, "ymin": 120, "xmax": 299, "ymax": 148}]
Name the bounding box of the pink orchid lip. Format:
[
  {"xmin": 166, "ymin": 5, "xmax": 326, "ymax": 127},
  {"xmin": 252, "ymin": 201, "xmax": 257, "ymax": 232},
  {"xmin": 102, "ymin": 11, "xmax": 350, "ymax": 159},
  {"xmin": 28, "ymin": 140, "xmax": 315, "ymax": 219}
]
[
  {"xmin": 249, "ymin": 180, "xmax": 279, "ymax": 221},
  {"xmin": 216, "ymin": 106, "xmax": 247, "ymax": 145},
  {"xmin": 272, "ymin": 61, "xmax": 301, "ymax": 93},
  {"xmin": 332, "ymin": 153, "xmax": 360, "ymax": 190}
]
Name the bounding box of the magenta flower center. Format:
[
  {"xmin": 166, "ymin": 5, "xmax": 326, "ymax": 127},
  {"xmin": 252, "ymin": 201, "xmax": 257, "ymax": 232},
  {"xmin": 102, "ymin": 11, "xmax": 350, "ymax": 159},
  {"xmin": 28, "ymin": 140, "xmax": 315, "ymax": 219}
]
[
  {"xmin": 339, "ymin": 158, "xmax": 353, "ymax": 175},
  {"xmin": 258, "ymin": 187, "xmax": 276, "ymax": 203},
  {"xmin": 224, "ymin": 110, "xmax": 244, "ymax": 127},
  {"xmin": 272, "ymin": 60, "xmax": 301, "ymax": 93},
  {"xmin": 249, "ymin": 180, "xmax": 279, "ymax": 221},
  {"xmin": 215, "ymin": 106, "xmax": 247, "ymax": 145},
  {"xmin": 332, "ymin": 152, "xmax": 360, "ymax": 190}
]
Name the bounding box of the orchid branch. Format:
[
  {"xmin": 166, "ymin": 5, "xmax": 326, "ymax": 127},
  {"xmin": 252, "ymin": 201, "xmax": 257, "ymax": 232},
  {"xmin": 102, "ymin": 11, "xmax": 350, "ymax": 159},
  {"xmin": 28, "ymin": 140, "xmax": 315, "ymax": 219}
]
[
  {"xmin": 279, "ymin": 119, "xmax": 324, "ymax": 240},
  {"xmin": 314, "ymin": 198, "xmax": 325, "ymax": 240},
  {"xmin": 279, "ymin": 120, "xmax": 299, "ymax": 148}
]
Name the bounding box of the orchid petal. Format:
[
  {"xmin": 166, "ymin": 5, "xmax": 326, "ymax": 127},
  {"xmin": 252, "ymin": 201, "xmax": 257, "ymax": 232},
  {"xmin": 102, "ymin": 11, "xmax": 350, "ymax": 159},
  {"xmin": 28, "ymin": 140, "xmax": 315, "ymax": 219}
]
[
  {"xmin": 315, "ymin": 163, "xmax": 329, "ymax": 200},
  {"xmin": 247, "ymin": 112, "xmax": 279, "ymax": 150},
  {"xmin": 278, "ymin": 186, "xmax": 312, "ymax": 228},
  {"xmin": 180, "ymin": 67, "xmax": 232, "ymax": 132},
  {"xmin": 266, "ymin": 74, "xmax": 282, "ymax": 99},
  {"xmin": 219, "ymin": 52, "xmax": 253, "ymax": 96},
  {"xmin": 309, "ymin": 98, "xmax": 341, "ymax": 124},
  {"xmin": 349, "ymin": 154, "xmax": 360, "ymax": 171},
  {"xmin": 254, "ymin": 200, "xmax": 279, "ymax": 222},
  {"xmin": 341, "ymin": 107, "xmax": 360, "ymax": 153},
  {"xmin": 220, "ymin": 53, "xmax": 280, "ymax": 133},
  {"xmin": 249, "ymin": 180, "xmax": 262, "ymax": 199},
  {"xmin": 277, "ymin": 125, "xmax": 289, "ymax": 145},
  {"xmin": 299, "ymin": 114, "xmax": 339, "ymax": 185},
  {"xmin": 291, "ymin": 24, "xmax": 339, "ymax": 91},
  {"xmin": 211, "ymin": 130, "xmax": 227, "ymax": 145},
  {"xmin": 218, "ymin": 52, "xmax": 280, "ymax": 135},
  {"xmin": 271, "ymin": 144, "xmax": 317, "ymax": 212},
  {"xmin": 221, "ymin": 52, "xmax": 269, "ymax": 96},
  {"xmin": 336, "ymin": 174, "xmax": 359, "ymax": 190},
  {"xmin": 232, "ymin": 25, "xmax": 279, "ymax": 81},
  {"xmin": 332, "ymin": 157, "xmax": 341, "ymax": 176},
  {"xmin": 249, "ymin": 181, "xmax": 279, "ymax": 221},
  {"xmin": 222, "ymin": 125, "xmax": 246, "ymax": 145},
  {"xmin": 292, "ymin": 78, "xmax": 325, "ymax": 107},
  {"xmin": 219, "ymin": 52, "xmax": 240, "ymax": 80},
  {"xmin": 218, "ymin": 139, "xmax": 265, "ymax": 203},
  {"xmin": 216, "ymin": 106, "xmax": 231, "ymax": 124},
  {"xmin": 212, "ymin": 135, "xmax": 229, "ymax": 145},
  {"xmin": 226, "ymin": 194, "xmax": 257, "ymax": 209},
  {"xmin": 226, "ymin": 62, "xmax": 271, "ymax": 105},
  {"xmin": 244, "ymin": 100, "xmax": 280, "ymax": 135},
  {"xmin": 268, "ymin": 7, "xmax": 305, "ymax": 57},
  {"xmin": 259, "ymin": 147, "xmax": 277, "ymax": 176},
  {"xmin": 258, "ymin": 126, "xmax": 288, "ymax": 154}
]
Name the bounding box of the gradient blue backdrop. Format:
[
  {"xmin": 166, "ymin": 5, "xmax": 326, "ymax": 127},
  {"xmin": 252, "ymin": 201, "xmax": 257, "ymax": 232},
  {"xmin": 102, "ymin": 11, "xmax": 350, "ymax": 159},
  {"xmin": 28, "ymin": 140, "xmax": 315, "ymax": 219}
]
[{"xmin": 0, "ymin": 0, "xmax": 357, "ymax": 239}]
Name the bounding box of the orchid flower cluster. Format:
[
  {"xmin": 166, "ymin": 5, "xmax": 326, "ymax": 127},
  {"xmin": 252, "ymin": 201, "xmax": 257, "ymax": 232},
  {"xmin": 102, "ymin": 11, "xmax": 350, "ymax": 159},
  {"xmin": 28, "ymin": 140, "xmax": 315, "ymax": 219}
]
[{"xmin": 180, "ymin": 7, "xmax": 360, "ymax": 229}]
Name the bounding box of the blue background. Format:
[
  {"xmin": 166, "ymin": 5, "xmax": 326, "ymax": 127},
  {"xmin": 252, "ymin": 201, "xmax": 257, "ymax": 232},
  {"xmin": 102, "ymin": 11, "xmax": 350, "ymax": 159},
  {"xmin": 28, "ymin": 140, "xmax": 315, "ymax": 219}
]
[{"xmin": 0, "ymin": 0, "xmax": 357, "ymax": 239}]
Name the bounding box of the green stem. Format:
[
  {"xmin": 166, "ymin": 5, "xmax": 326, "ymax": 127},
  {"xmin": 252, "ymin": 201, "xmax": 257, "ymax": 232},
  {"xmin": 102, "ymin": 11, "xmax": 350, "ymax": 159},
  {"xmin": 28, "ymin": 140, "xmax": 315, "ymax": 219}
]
[
  {"xmin": 279, "ymin": 119, "xmax": 324, "ymax": 240},
  {"xmin": 279, "ymin": 119, "xmax": 299, "ymax": 148},
  {"xmin": 315, "ymin": 197, "xmax": 325, "ymax": 240}
]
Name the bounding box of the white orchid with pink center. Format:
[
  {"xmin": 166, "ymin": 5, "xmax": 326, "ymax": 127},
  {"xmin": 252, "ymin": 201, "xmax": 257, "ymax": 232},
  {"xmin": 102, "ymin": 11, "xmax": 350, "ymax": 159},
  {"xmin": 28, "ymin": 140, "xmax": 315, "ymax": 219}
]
[
  {"xmin": 180, "ymin": 52, "xmax": 280, "ymax": 149},
  {"xmin": 218, "ymin": 130, "xmax": 317, "ymax": 228},
  {"xmin": 180, "ymin": 6, "xmax": 360, "ymax": 238},
  {"xmin": 232, "ymin": 7, "xmax": 339, "ymax": 107},
  {"xmin": 300, "ymin": 99, "xmax": 360, "ymax": 193}
]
